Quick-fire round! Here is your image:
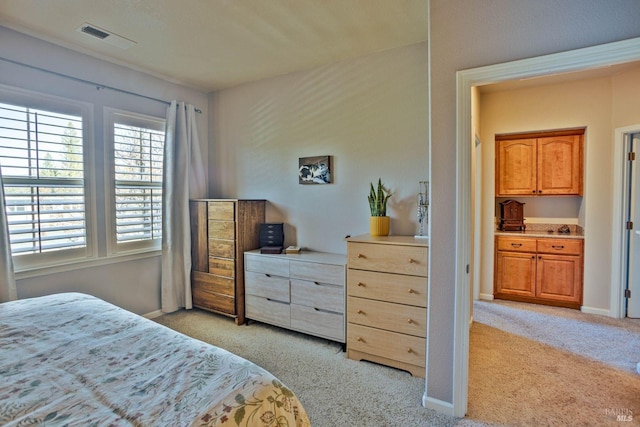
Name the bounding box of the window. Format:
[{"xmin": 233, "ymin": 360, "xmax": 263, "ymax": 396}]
[
  {"xmin": 0, "ymin": 95, "xmax": 91, "ymax": 269},
  {"xmin": 107, "ymin": 109, "xmax": 166, "ymax": 253}
]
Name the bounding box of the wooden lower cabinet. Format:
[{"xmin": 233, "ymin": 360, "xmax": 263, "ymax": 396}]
[
  {"xmin": 494, "ymin": 235, "xmax": 583, "ymax": 309},
  {"xmin": 346, "ymin": 235, "xmax": 428, "ymax": 378}
]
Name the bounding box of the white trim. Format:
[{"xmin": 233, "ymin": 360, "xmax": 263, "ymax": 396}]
[
  {"xmin": 422, "ymin": 394, "xmax": 454, "ymax": 416},
  {"xmin": 478, "ymin": 293, "xmax": 494, "ymax": 301},
  {"xmin": 143, "ymin": 309, "xmax": 164, "ymax": 319},
  {"xmin": 581, "ymin": 305, "xmax": 611, "ymax": 317},
  {"xmin": 15, "ymin": 249, "xmax": 160, "ymax": 279},
  {"xmin": 611, "ymin": 124, "xmax": 640, "ymax": 319},
  {"xmin": 455, "ymin": 37, "xmax": 640, "ymax": 418}
]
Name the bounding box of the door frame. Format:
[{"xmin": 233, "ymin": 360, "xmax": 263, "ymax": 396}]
[
  {"xmin": 612, "ymin": 125, "xmax": 640, "ymax": 318},
  {"xmin": 453, "ymin": 37, "xmax": 640, "ymax": 417}
]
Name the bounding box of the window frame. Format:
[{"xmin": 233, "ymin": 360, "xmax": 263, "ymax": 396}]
[
  {"xmin": 0, "ymin": 85, "xmax": 97, "ymax": 272},
  {"xmin": 104, "ymin": 107, "xmax": 166, "ymax": 256}
]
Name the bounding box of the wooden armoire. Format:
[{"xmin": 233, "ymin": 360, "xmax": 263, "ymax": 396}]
[{"xmin": 190, "ymin": 199, "xmax": 265, "ymax": 325}]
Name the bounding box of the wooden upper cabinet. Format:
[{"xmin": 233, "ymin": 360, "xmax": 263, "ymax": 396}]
[
  {"xmin": 497, "ymin": 139, "xmax": 537, "ymax": 195},
  {"xmin": 496, "ymin": 129, "xmax": 583, "ymax": 196},
  {"xmin": 537, "ymin": 135, "xmax": 582, "ymax": 195}
]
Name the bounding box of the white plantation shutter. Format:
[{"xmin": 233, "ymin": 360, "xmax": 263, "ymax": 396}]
[
  {"xmin": 0, "ymin": 102, "xmax": 87, "ymax": 257},
  {"xmin": 110, "ymin": 112, "xmax": 165, "ymax": 250}
]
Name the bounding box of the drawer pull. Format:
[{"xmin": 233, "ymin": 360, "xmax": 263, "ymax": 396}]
[
  {"xmin": 551, "ymin": 245, "xmax": 564, "ymax": 250},
  {"xmin": 409, "ymin": 258, "xmax": 417, "ymax": 263},
  {"xmin": 511, "ymin": 243, "xmax": 522, "ymax": 248},
  {"xmin": 357, "ymin": 336, "xmax": 364, "ymax": 342},
  {"xmin": 313, "ymin": 281, "xmax": 320, "ymax": 285},
  {"xmin": 408, "ymin": 288, "xmax": 415, "ymax": 294},
  {"xmin": 357, "ymin": 282, "xmax": 365, "ymax": 287},
  {"xmin": 407, "ymin": 348, "xmax": 413, "ymax": 353},
  {"xmin": 357, "ymin": 253, "xmax": 366, "ymax": 259},
  {"xmin": 357, "ymin": 310, "xmax": 365, "ymax": 315},
  {"xmin": 265, "ymin": 274, "xmax": 271, "ymax": 278},
  {"xmin": 407, "ymin": 318, "xmax": 414, "ymax": 324}
]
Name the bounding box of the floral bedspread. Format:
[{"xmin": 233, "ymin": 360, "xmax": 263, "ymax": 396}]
[{"xmin": 0, "ymin": 293, "xmax": 310, "ymax": 427}]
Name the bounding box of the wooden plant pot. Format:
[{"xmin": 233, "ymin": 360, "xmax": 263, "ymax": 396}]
[{"xmin": 370, "ymin": 216, "xmax": 390, "ymax": 236}]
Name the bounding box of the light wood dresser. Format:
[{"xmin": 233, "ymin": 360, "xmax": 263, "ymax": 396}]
[
  {"xmin": 190, "ymin": 199, "xmax": 265, "ymax": 325},
  {"xmin": 346, "ymin": 234, "xmax": 428, "ymax": 377},
  {"xmin": 244, "ymin": 250, "xmax": 346, "ymax": 343}
]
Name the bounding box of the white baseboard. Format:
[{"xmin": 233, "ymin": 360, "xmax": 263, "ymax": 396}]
[
  {"xmin": 422, "ymin": 393, "xmax": 454, "ymax": 416},
  {"xmin": 143, "ymin": 309, "xmax": 164, "ymax": 319},
  {"xmin": 580, "ymin": 305, "xmax": 611, "ymax": 317},
  {"xmin": 478, "ymin": 293, "xmax": 494, "ymax": 301}
]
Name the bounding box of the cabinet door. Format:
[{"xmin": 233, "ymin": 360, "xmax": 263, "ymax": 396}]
[
  {"xmin": 496, "ymin": 139, "xmax": 537, "ymax": 196},
  {"xmin": 537, "ymin": 135, "xmax": 582, "ymax": 195},
  {"xmin": 536, "ymin": 254, "xmax": 582, "ymax": 304},
  {"xmin": 495, "ymin": 251, "xmax": 536, "ymax": 297}
]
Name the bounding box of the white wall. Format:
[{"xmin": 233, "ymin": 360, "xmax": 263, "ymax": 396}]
[
  {"xmin": 210, "ymin": 43, "xmax": 428, "ymax": 254},
  {"xmin": 0, "ymin": 26, "xmax": 209, "ymax": 314},
  {"xmin": 429, "ymin": 0, "xmax": 640, "ymax": 407}
]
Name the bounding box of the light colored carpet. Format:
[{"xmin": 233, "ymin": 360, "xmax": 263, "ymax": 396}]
[
  {"xmin": 154, "ymin": 309, "xmax": 458, "ymax": 426},
  {"xmin": 155, "ymin": 301, "xmax": 640, "ymax": 426}
]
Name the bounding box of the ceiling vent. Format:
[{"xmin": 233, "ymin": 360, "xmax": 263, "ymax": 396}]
[{"xmin": 76, "ymin": 23, "xmax": 136, "ymax": 50}]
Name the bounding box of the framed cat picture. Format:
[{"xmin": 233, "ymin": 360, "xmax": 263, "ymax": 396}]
[{"xmin": 298, "ymin": 155, "xmax": 331, "ymax": 184}]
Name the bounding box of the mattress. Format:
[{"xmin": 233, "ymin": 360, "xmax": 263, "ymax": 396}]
[{"xmin": 0, "ymin": 292, "xmax": 310, "ymax": 426}]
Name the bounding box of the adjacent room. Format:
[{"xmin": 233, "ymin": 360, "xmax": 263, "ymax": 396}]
[{"xmin": 1, "ymin": 1, "xmax": 639, "ymax": 425}]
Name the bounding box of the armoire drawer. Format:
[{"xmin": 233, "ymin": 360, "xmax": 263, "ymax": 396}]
[
  {"xmin": 348, "ymin": 297, "xmax": 426, "ymax": 337},
  {"xmin": 347, "ymin": 269, "xmax": 427, "ymax": 307},
  {"xmin": 347, "ymin": 242, "xmax": 428, "ymax": 276}
]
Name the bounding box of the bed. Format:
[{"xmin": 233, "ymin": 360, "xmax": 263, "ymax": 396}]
[{"xmin": 0, "ymin": 292, "xmax": 311, "ymax": 426}]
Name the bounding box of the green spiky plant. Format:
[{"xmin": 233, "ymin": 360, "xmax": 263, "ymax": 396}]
[{"xmin": 368, "ymin": 178, "xmax": 391, "ymax": 216}]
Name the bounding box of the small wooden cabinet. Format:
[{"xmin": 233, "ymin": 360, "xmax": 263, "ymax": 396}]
[
  {"xmin": 244, "ymin": 250, "xmax": 346, "ymax": 343},
  {"xmin": 190, "ymin": 199, "xmax": 265, "ymax": 325},
  {"xmin": 496, "ymin": 129, "xmax": 584, "ymax": 196},
  {"xmin": 494, "ymin": 235, "xmax": 583, "ymax": 309},
  {"xmin": 346, "ymin": 235, "xmax": 428, "ymax": 378}
]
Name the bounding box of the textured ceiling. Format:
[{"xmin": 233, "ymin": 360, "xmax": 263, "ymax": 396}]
[{"xmin": 0, "ymin": 0, "xmax": 428, "ymax": 91}]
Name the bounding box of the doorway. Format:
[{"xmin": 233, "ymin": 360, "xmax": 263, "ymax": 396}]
[
  {"xmin": 622, "ymin": 131, "xmax": 640, "ymax": 318},
  {"xmin": 452, "ymin": 37, "xmax": 640, "ymax": 417}
]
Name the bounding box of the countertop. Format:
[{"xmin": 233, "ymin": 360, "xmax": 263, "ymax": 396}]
[{"xmin": 495, "ymin": 223, "xmax": 584, "ymax": 240}]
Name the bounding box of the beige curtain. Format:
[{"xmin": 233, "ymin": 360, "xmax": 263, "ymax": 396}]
[
  {"xmin": 160, "ymin": 101, "xmax": 205, "ymax": 312},
  {"xmin": 0, "ymin": 167, "xmax": 17, "ymax": 302}
]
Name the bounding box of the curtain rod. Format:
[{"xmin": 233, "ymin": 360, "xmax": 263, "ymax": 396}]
[{"xmin": 0, "ymin": 56, "xmax": 202, "ymax": 114}]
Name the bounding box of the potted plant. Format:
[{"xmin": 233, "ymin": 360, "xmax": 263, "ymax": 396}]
[{"xmin": 368, "ymin": 178, "xmax": 391, "ymax": 236}]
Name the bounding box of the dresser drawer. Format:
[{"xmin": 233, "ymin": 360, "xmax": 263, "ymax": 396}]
[
  {"xmin": 245, "ymin": 295, "xmax": 290, "ymax": 328},
  {"xmin": 208, "ymin": 220, "xmax": 235, "ymax": 240},
  {"xmin": 291, "ymin": 305, "xmax": 344, "ymax": 342},
  {"xmin": 209, "ymin": 238, "xmax": 235, "ymax": 259},
  {"xmin": 245, "ymin": 253, "xmax": 290, "ymax": 277},
  {"xmin": 496, "ymin": 236, "xmax": 536, "ymax": 253},
  {"xmin": 291, "ymin": 279, "xmax": 343, "ymax": 313},
  {"xmin": 348, "ymin": 297, "xmax": 426, "ymax": 337},
  {"xmin": 208, "ymin": 257, "xmax": 235, "ymax": 277},
  {"xmin": 348, "ymin": 323, "xmax": 425, "ymax": 368},
  {"xmin": 347, "ymin": 269, "xmax": 427, "ymax": 307},
  {"xmin": 290, "ymin": 260, "xmax": 345, "ymax": 287},
  {"xmin": 347, "ymin": 242, "xmax": 427, "ymax": 276},
  {"xmin": 537, "ymin": 238, "xmax": 582, "ymax": 255},
  {"xmin": 244, "ymin": 271, "xmax": 290, "ymax": 302},
  {"xmin": 208, "ymin": 201, "xmax": 235, "ymax": 221}
]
